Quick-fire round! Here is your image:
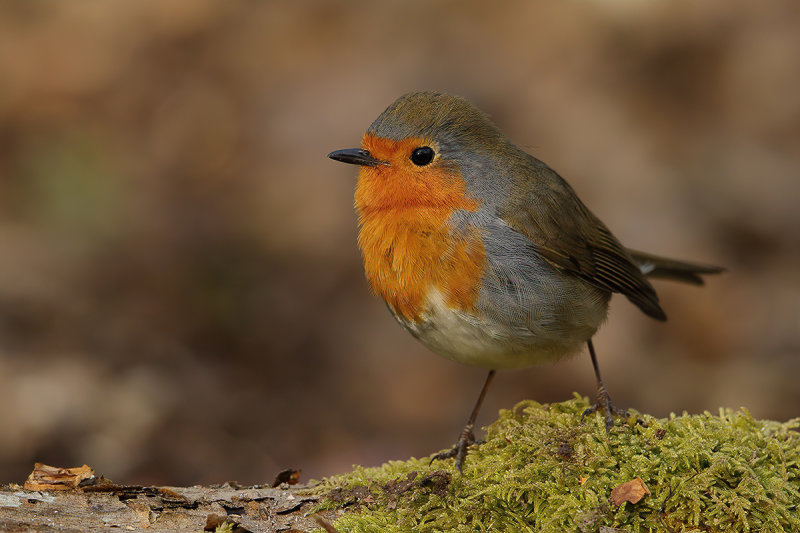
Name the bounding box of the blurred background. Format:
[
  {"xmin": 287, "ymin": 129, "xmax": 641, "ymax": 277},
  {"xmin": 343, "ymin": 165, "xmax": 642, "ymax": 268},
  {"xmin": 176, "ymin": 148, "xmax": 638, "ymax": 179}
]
[{"xmin": 0, "ymin": 0, "xmax": 798, "ymax": 487}]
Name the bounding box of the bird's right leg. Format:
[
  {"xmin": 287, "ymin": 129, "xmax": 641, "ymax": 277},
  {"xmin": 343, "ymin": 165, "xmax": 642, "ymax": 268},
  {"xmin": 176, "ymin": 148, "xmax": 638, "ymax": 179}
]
[{"xmin": 430, "ymin": 369, "xmax": 496, "ymax": 473}]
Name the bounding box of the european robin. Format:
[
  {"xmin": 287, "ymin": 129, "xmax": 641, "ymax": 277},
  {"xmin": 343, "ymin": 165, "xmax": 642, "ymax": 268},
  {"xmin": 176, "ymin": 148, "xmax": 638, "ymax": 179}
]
[{"xmin": 328, "ymin": 91, "xmax": 723, "ymax": 472}]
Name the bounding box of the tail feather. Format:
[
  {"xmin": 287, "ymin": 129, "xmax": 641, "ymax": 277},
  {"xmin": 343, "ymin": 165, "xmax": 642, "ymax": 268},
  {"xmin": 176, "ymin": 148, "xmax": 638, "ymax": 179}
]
[{"xmin": 627, "ymin": 249, "xmax": 725, "ymax": 286}]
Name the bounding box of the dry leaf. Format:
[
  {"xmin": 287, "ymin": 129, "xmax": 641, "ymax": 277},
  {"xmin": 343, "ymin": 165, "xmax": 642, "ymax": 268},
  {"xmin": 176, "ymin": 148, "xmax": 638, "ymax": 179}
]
[
  {"xmin": 204, "ymin": 513, "xmax": 227, "ymax": 530},
  {"xmin": 24, "ymin": 463, "xmax": 95, "ymax": 491},
  {"xmin": 204, "ymin": 514, "xmax": 252, "ymax": 533},
  {"xmin": 313, "ymin": 515, "xmax": 340, "ymax": 533},
  {"xmin": 609, "ymin": 476, "xmax": 650, "ymax": 506},
  {"xmin": 271, "ymin": 468, "xmax": 301, "ymax": 487}
]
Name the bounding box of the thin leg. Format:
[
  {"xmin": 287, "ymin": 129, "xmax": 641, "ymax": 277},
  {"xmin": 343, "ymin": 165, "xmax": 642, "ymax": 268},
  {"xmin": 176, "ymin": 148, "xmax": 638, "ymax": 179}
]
[
  {"xmin": 430, "ymin": 369, "xmax": 496, "ymax": 473},
  {"xmin": 581, "ymin": 339, "xmax": 628, "ymax": 430}
]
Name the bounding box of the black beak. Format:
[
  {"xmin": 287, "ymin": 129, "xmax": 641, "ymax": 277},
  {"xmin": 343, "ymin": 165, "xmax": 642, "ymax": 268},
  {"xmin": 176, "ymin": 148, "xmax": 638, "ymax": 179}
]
[{"xmin": 328, "ymin": 148, "xmax": 387, "ymax": 167}]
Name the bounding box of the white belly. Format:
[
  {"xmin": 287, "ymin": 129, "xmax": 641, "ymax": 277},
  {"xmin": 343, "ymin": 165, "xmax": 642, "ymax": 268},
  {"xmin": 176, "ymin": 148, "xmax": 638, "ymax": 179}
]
[{"xmin": 390, "ymin": 289, "xmax": 596, "ymax": 369}]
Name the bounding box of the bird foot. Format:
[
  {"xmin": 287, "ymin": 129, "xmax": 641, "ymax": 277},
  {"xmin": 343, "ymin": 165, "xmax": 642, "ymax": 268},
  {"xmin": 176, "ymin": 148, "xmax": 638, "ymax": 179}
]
[
  {"xmin": 581, "ymin": 386, "xmax": 628, "ymax": 431},
  {"xmin": 430, "ymin": 425, "xmax": 478, "ymax": 473}
]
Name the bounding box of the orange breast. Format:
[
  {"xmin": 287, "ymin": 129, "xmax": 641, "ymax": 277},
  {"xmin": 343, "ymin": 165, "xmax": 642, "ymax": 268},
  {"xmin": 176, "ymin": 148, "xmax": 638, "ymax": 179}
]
[{"xmin": 354, "ymin": 134, "xmax": 486, "ymax": 321}]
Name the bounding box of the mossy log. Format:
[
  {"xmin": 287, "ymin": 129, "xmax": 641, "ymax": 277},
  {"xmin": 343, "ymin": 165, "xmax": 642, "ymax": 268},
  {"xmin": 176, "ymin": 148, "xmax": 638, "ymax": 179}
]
[
  {"xmin": 314, "ymin": 397, "xmax": 800, "ymax": 532},
  {"xmin": 2, "ymin": 397, "xmax": 798, "ymax": 532}
]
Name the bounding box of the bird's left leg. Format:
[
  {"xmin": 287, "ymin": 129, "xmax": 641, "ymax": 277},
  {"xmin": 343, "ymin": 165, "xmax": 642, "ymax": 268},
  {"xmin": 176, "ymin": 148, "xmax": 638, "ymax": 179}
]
[{"xmin": 581, "ymin": 339, "xmax": 628, "ymax": 430}]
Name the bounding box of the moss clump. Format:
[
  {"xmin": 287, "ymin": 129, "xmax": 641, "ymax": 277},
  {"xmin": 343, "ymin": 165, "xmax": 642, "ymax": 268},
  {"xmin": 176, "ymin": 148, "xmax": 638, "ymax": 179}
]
[{"xmin": 311, "ymin": 396, "xmax": 800, "ymax": 532}]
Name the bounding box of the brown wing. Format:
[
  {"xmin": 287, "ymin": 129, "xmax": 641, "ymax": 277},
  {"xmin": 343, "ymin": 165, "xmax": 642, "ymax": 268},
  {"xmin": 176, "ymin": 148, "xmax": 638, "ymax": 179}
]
[{"xmin": 498, "ymin": 158, "xmax": 667, "ymax": 321}]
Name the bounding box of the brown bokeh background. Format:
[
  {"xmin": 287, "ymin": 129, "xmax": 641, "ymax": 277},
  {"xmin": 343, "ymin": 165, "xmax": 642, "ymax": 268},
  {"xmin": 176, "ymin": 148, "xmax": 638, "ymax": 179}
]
[{"xmin": 1, "ymin": 1, "xmax": 798, "ymax": 486}]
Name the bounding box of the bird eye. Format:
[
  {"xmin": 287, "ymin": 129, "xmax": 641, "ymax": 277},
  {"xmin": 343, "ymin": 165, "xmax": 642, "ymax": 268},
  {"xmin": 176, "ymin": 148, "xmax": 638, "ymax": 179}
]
[{"xmin": 410, "ymin": 146, "xmax": 435, "ymax": 166}]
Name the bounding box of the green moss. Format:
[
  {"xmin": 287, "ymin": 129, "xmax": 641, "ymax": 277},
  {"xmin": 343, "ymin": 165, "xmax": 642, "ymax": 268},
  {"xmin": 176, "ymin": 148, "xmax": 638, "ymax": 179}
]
[
  {"xmin": 214, "ymin": 522, "xmax": 234, "ymax": 533},
  {"xmin": 311, "ymin": 396, "xmax": 800, "ymax": 532}
]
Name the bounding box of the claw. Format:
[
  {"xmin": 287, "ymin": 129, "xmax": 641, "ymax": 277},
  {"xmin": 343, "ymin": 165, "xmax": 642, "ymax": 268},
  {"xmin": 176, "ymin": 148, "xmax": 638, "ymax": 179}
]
[
  {"xmin": 430, "ymin": 425, "xmax": 477, "ymax": 473},
  {"xmin": 581, "ymin": 384, "xmax": 628, "ymax": 431}
]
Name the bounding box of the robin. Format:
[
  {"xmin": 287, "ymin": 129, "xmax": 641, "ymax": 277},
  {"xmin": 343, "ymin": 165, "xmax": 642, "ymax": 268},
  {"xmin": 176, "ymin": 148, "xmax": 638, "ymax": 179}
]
[{"xmin": 328, "ymin": 91, "xmax": 723, "ymax": 472}]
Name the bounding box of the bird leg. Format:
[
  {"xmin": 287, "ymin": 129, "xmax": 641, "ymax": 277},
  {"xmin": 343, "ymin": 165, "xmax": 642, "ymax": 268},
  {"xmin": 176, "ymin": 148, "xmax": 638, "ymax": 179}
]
[
  {"xmin": 581, "ymin": 339, "xmax": 628, "ymax": 430},
  {"xmin": 430, "ymin": 369, "xmax": 496, "ymax": 473}
]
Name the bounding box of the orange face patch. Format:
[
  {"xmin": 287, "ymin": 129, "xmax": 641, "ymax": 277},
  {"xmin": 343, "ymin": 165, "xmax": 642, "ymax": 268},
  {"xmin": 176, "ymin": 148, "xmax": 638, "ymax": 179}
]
[{"xmin": 355, "ymin": 133, "xmax": 485, "ymax": 321}]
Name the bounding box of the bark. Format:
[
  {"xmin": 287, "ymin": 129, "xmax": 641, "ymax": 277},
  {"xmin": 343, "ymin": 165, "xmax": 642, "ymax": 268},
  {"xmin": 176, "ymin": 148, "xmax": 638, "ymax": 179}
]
[{"xmin": 0, "ymin": 480, "xmax": 327, "ymax": 533}]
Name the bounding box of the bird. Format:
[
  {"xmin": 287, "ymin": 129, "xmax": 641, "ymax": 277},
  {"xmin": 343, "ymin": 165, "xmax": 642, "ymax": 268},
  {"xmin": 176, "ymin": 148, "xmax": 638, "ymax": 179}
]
[{"xmin": 328, "ymin": 91, "xmax": 723, "ymax": 472}]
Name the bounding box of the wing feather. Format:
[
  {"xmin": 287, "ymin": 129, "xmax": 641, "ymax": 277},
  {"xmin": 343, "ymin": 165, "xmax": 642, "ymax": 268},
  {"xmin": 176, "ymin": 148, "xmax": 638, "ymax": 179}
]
[{"xmin": 497, "ymin": 157, "xmax": 667, "ymax": 321}]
